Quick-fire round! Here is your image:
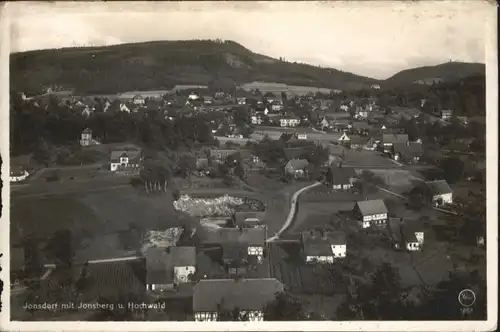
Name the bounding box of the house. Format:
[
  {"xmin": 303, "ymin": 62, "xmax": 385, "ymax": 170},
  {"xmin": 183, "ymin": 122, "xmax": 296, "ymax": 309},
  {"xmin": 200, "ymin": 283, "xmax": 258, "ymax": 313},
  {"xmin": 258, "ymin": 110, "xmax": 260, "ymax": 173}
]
[
  {"xmin": 119, "ymin": 103, "xmax": 131, "ymax": 113},
  {"xmin": 393, "ymin": 142, "xmax": 423, "ymax": 164},
  {"xmin": 233, "ymin": 212, "xmax": 267, "ymax": 228},
  {"xmin": 236, "ymin": 97, "xmax": 247, "ymax": 105},
  {"xmin": 441, "ymin": 109, "xmax": 453, "ymax": 120},
  {"xmin": 145, "ymin": 246, "xmax": 196, "ymax": 292},
  {"xmin": 297, "ymin": 133, "xmax": 308, "ymax": 140},
  {"xmin": 339, "ymin": 104, "xmax": 349, "ymax": 112},
  {"xmin": 188, "ymin": 93, "xmax": 200, "ymax": 100},
  {"xmin": 209, "ymin": 149, "xmax": 237, "ymax": 163},
  {"xmin": 326, "ymin": 166, "xmax": 357, "ymax": 190},
  {"xmin": 349, "ymin": 135, "xmax": 370, "ymax": 149},
  {"xmin": 251, "ymin": 115, "xmax": 263, "ymax": 125},
  {"xmin": 280, "ymin": 117, "xmax": 300, "ymax": 127},
  {"xmin": 109, "ymin": 149, "xmax": 142, "ymax": 171},
  {"xmin": 203, "ymin": 96, "xmax": 214, "ymax": 104},
  {"xmin": 285, "ymin": 159, "xmax": 309, "ymax": 179},
  {"xmin": 214, "ymin": 92, "xmax": 225, "ymax": 99},
  {"xmin": 133, "ymin": 95, "xmax": 146, "ymax": 105},
  {"xmin": 352, "ymin": 199, "xmax": 389, "ymax": 228},
  {"xmin": 382, "ymin": 133, "xmax": 409, "ymax": 153},
  {"xmin": 425, "ymin": 180, "xmax": 453, "ymax": 206},
  {"xmin": 270, "ymin": 101, "xmax": 284, "ymax": 112},
  {"xmin": 371, "ymin": 84, "xmax": 381, "ymax": 90},
  {"xmin": 337, "ymin": 132, "xmax": 351, "ymax": 146},
  {"xmin": 320, "ymin": 117, "xmax": 330, "ymax": 129},
  {"xmin": 193, "ymin": 278, "xmax": 284, "ymax": 321},
  {"xmin": 202, "ymin": 227, "xmax": 267, "ymax": 264},
  {"xmin": 301, "ymin": 230, "xmax": 347, "ymax": 263},
  {"xmin": 355, "ymin": 108, "xmax": 369, "ymax": 119},
  {"xmin": 10, "ymin": 165, "xmax": 30, "ymax": 183},
  {"xmin": 80, "ymin": 128, "xmax": 93, "ymax": 146},
  {"xmin": 389, "ymin": 218, "xmax": 424, "ymax": 251}
]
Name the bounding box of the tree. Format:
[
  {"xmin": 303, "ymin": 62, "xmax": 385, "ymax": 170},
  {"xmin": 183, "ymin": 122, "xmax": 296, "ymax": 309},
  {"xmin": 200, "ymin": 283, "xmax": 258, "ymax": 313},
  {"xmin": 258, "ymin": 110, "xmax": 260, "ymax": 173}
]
[
  {"xmin": 439, "ymin": 156, "xmax": 464, "ymax": 184},
  {"xmin": 140, "ymin": 158, "xmax": 172, "ymax": 193},
  {"xmin": 264, "ymin": 292, "xmax": 311, "ymax": 320},
  {"xmin": 33, "ymin": 138, "xmax": 53, "ymax": 166}
]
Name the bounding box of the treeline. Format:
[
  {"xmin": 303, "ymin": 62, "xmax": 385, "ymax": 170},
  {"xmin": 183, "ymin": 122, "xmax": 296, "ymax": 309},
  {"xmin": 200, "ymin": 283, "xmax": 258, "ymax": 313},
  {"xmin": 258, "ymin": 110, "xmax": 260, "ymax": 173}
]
[{"xmin": 10, "ymin": 92, "xmax": 218, "ymax": 158}]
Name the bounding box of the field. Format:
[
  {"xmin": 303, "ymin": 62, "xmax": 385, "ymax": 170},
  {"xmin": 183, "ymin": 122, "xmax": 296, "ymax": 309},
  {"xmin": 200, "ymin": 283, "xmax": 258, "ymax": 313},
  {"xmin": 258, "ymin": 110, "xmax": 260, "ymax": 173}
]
[
  {"xmin": 11, "ymin": 186, "xmax": 180, "ymax": 262},
  {"xmin": 343, "ymin": 150, "xmax": 399, "ymax": 168}
]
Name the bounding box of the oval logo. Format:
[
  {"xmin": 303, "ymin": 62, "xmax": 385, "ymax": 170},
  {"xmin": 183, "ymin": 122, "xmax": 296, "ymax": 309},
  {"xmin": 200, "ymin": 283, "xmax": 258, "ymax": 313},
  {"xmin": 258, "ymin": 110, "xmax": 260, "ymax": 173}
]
[{"xmin": 458, "ymin": 289, "xmax": 476, "ymax": 307}]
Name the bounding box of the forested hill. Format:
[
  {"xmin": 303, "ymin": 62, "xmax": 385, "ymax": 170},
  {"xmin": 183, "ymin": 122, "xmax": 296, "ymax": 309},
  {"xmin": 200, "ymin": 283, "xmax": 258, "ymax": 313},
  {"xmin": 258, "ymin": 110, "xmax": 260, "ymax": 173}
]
[
  {"xmin": 383, "ymin": 62, "xmax": 485, "ymax": 88},
  {"xmin": 10, "ymin": 40, "xmax": 379, "ymax": 95}
]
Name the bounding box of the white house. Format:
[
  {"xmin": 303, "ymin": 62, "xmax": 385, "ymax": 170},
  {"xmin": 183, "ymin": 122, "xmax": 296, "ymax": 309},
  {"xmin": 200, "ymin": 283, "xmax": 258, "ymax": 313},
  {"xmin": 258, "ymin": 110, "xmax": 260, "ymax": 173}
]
[
  {"xmin": 339, "ymin": 105, "xmax": 349, "ymax": 112},
  {"xmin": 280, "ymin": 117, "xmax": 300, "ymax": 127},
  {"xmin": 237, "ymin": 97, "xmax": 247, "ymax": 105},
  {"xmin": 337, "ymin": 132, "xmax": 351, "ymax": 145},
  {"xmin": 133, "ymin": 95, "xmax": 146, "ymax": 105},
  {"xmin": 297, "ymin": 133, "xmax": 308, "ymax": 140},
  {"xmin": 425, "ymin": 180, "xmax": 453, "ymax": 206},
  {"xmin": 353, "ymin": 199, "xmax": 389, "ymax": 228},
  {"xmin": 371, "ymin": 84, "xmax": 381, "ymax": 90},
  {"xmin": 119, "ymin": 103, "xmax": 131, "ymax": 113},
  {"xmin": 109, "ymin": 149, "xmax": 142, "ymax": 172},
  {"xmin": 80, "ymin": 128, "xmax": 93, "ymax": 146},
  {"xmin": 302, "ymin": 230, "xmax": 347, "ymax": 263},
  {"xmin": 188, "ymin": 93, "xmax": 200, "ymax": 100},
  {"xmin": 193, "ymin": 278, "xmax": 284, "ymax": 321},
  {"xmin": 145, "ymin": 246, "xmax": 196, "ymax": 292},
  {"xmin": 251, "ymin": 115, "xmax": 263, "ymax": 125},
  {"xmin": 389, "ymin": 218, "xmax": 425, "ymax": 251},
  {"xmin": 285, "ymin": 159, "xmax": 309, "ymax": 179}
]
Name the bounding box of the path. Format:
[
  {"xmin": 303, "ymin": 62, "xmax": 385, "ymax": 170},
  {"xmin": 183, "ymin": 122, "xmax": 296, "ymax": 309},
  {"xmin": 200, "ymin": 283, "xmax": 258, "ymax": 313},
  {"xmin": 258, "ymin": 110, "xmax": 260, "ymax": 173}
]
[{"xmin": 266, "ymin": 181, "xmax": 322, "ymax": 242}]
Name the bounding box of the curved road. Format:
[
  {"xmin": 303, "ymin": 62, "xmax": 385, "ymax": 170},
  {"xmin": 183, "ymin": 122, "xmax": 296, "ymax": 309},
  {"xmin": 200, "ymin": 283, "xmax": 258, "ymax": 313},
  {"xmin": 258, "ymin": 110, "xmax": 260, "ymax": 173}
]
[{"xmin": 266, "ymin": 181, "xmax": 322, "ymax": 242}]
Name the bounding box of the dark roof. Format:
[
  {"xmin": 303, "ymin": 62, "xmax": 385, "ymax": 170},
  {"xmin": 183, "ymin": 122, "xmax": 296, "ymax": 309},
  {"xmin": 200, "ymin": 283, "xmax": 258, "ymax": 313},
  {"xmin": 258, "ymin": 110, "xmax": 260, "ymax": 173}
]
[
  {"xmin": 425, "ymin": 180, "xmax": 452, "ymax": 195},
  {"xmin": 389, "ymin": 218, "xmax": 423, "ymax": 244},
  {"xmin": 75, "ymin": 258, "xmax": 147, "ymax": 302},
  {"xmin": 383, "ymin": 134, "xmax": 409, "ymax": 144},
  {"xmin": 329, "ymin": 166, "xmax": 357, "ymax": 185},
  {"xmin": 349, "ymin": 135, "xmax": 370, "ymax": 145},
  {"xmin": 109, "ymin": 149, "xmax": 142, "ymax": 163},
  {"xmin": 393, "ymin": 142, "xmax": 423, "ymax": 158},
  {"xmin": 193, "ymin": 278, "xmax": 284, "ymax": 312},
  {"xmin": 286, "ymin": 159, "xmax": 309, "ymax": 170},
  {"xmin": 301, "ymin": 231, "xmax": 346, "ymax": 256},
  {"xmin": 82, "ymin": 128, "xmax": 92, "ymax": 134},
  {"xmin": 202, "ymin": 227, "xmax": 266, "ymax": 247},
  {"xmin": 355, "ymin": 199, "xmax": 388, "ymax": 215},
  {"xmin": 145, "ymin": 247, "xmax": 196, "ymax": 284},
  {"xmin": 234, "ymin": 212, "xmax": 267, "ymax": 227}
]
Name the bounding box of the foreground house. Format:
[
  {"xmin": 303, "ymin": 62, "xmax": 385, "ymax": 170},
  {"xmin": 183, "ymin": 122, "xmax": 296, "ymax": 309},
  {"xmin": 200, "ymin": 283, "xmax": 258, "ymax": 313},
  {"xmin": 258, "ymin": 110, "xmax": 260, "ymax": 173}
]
[
  {"xmin": 285, "ymin": 159, "xmax": 309, "ymax": 179},
  {"xmin": 193, "ymin": 278, "xmax": 284, "ymax": 321},
  {"xmin": 301, "ymin": 230, "xmax": 347, "ymax": 263},
  {"xmin": 353, "ymin": 199, "xmax": 389, "ymax": 228},
  {"xmin": 145, "ymin": 246, "xmax": 196, "ymax": 292},
  {"xmin": 389, "ymin": 218, "xmax": 425, "ymax": 251},
  {"xmin": 109, "ymin": 149, "xmax": 142, "ymax": 172},
  {"xmin": 425, "ymin": 180, "xmax": 453, "ymax": 206}
]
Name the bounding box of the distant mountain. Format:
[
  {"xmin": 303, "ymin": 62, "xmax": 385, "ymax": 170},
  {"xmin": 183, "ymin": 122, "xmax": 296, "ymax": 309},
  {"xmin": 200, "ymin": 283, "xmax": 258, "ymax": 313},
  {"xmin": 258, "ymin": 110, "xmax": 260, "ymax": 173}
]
[
  {"xmin": 10, "ymin": 40, "xmax": 379, "ymax": 94},
  {"xmin": 383, "ymin": 62, "xmax": 485, "ymax": 88}
]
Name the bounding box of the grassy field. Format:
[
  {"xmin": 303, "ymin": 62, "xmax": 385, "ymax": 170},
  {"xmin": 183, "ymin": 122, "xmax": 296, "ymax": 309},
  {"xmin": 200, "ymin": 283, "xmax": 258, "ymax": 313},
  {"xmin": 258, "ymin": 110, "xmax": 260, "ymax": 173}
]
[
  {"xmin": 11, "ymin": 186, "xmax": 180, "ymax": 262},
  {"xmin": 343, "ymin": 150, "xmax": 398, "ymax": 167}
]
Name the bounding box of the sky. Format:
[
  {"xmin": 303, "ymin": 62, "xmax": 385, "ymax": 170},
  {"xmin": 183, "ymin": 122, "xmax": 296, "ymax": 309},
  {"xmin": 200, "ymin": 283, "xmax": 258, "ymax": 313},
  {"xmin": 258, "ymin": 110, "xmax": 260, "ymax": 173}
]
[{"xmin": 4, "ymin": 1, "xmax": 493, "ymax": 79}]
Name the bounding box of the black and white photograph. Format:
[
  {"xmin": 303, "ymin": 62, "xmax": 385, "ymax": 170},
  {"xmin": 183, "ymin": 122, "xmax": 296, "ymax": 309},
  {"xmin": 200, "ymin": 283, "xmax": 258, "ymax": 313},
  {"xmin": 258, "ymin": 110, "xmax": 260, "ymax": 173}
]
[{"xmin": 0, "ymin": 1, "xmax": 497, "ymax": 331}]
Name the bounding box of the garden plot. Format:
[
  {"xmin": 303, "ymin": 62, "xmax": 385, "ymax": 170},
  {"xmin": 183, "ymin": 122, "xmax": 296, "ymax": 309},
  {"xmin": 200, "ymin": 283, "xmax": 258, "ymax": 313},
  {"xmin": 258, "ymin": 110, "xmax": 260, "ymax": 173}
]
[{"xmin": 173, "ymin": 194, "xmax": 265, "ymax": 219}]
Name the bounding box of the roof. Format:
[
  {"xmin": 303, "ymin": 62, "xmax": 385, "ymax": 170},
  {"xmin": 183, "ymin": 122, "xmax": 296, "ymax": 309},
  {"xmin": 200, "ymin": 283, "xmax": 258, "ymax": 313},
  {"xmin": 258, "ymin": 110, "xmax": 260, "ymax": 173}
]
[
  {"xmin": 193, "ymin": 278, "xmax": 284, "ymax": 312},
  {"xmin": 328, "ymin": 166, "xmax": 357, "ymax": 185},
  {"xmin": 109, "ymin": 149, "xmax": 142, "ymax": 162},
  {"xmin": 82, "ymin": 128, "xmax": 92, "ymax": 134},
  {"xmin": 234, "ymin": 212, "xmax": 267, "ymax": 227},
  {"xmin": 74, "ymin": 258, "xmax": 147, "ymax": 302},
  {"xmin": 349, "ymin": 135, "xmax": 370, "ymax": 145},
  {"xmin": 302, "ymin": 231, "xmax": 346, "ymax": 256},
  {"xmin": 355, "ymin": 199, "xmax": 388, "ymax": 216},
  {"xmin": 383, "ymin": 134, "xmax": 409, "ymax": 144},
  {"xmin": 425, "ymin": 180, "xmax": 453, "ymax": 196},
  {"xmin": 145, "ymin": 246, "xmax": 196, "ymax": 284},
  {"xmin": 394, "ymin": 142, "xmax": 423, "ymax": 158},
  {"xmin": 286, "ymin": 159, "xmax": 309, "ymax": 170},
  {"xmin": 202, "ymin": 227, "xmax": 266, "ymax": 247}
]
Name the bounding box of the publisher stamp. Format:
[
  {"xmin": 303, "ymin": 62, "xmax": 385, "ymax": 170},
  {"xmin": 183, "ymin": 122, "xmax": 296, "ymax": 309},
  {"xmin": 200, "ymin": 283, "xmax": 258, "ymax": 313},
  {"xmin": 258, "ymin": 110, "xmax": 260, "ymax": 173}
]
[{"xmin": 458, "ymin": 289, "xmax": 476, "ymax": 307}]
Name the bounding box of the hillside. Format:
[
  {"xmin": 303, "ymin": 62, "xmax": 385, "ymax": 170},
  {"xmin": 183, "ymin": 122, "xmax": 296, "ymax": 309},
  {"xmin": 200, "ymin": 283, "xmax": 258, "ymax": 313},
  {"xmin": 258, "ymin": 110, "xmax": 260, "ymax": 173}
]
[
  {"xmin": 10, "ymin": 40, "xmax": 379, "ymax": 94},
  {"xmin": 383, "ymin": 62, "xmax": 485, "ymax": 88}
]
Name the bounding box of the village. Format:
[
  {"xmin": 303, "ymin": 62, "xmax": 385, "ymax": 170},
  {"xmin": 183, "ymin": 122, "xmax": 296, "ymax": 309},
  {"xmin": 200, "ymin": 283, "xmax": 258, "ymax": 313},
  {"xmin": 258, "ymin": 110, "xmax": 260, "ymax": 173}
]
[{"xmin": 9, "ymin": 78, "xmax": 487, "ymax": 321}]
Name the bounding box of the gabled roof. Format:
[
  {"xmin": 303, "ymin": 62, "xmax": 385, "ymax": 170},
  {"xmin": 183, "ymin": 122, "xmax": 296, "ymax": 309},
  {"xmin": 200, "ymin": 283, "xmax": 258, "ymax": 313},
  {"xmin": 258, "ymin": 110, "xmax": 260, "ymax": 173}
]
[
  {"xmin": 110, "ymin": 149, "xmax": 142, "ymax": 163},
  {"xmin": 425, "ymin": 180, "xmax": 452, "ymax": 196},
  {"xmin": 82, "ymin": 128, "xmax": 92, "ymax": 134},
  {"xmin": 286, "ymin": 158, "xmax": 309, "ymax": 170},
  {"xmin": 202, "ymin": 227, "xmax": 266, "ymax": 247},
  {"xmin": 383, "ymin": 134, "xmax": 409, "ymax": 144},
  {"xmin": 284, "ymin": 147, "xmax": 305, "ymax": 161},
  {"xmin": 394, "ymin": 142, "xmax": 423, "ymax": 158},
  {"xmin": 328, "ymin": 166, "xmax": 357, "ymax": 185},
  {"xmin": 349, "ymin": 135, "xmax": 370, "ymax": 145},
  {"xmin": 145, "ymin": 246, "xmax": 196, "ymax": 284},
  {"xmin": 301, "ymin": 230, "xmax": 346, "ymax": 256},
  {"xmin": 193, "ymin": 278, "xmax": 284, "ymax": 312},
  {"xmin": 355, "ymin": 199, "xmax": 388, "ymax": 216}
]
